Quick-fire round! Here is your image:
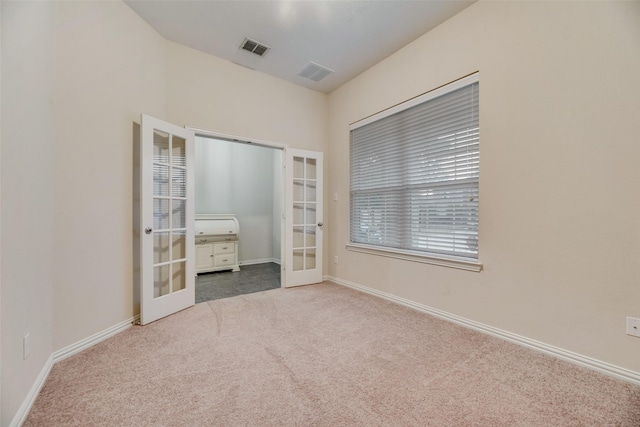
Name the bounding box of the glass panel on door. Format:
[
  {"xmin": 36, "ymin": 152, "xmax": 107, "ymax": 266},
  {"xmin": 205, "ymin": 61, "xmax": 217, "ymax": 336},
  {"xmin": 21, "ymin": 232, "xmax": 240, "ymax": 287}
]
[
  {"xmin": 152, "ymin": 130, "xmax": 188, "ymax": 300},
  {"xmin": 172, "ymin": 262, "xmax": 186, "ymax": 292},
  {"xmin": 154, "ymin": 265, "xmax": 170, "ymax": 298},
  {"xmin": 154, "ymin": 232, "xmax": 170, "ymax": 264},
  {"xmin": 285, "ymin": 148, "xmax": 323, "ymax": 287},
  {"xmin": 291, "ymin": 155, "xmax": 317, "ymax": 272}
]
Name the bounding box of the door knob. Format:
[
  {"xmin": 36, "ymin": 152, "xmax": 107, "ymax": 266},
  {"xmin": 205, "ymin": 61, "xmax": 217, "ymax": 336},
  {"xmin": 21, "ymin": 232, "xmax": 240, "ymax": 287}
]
[
  {"xmin": 317, "ymin": 222, "xmax": 323, "ymax": 227},
  {"xmin": 145, "ymin": 227, "xmax": 153, "ymax": 235}
]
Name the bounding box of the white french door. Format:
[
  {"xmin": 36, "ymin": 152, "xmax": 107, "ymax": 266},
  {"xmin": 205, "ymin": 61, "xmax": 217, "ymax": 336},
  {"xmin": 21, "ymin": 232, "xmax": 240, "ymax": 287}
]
[
  {"xmin": 284, "ymin": 149, "xmax": 323, "ymax": 287},
  {"xmin": 140, "ymin": 114, "xmax": 195, "ymax": 325}
]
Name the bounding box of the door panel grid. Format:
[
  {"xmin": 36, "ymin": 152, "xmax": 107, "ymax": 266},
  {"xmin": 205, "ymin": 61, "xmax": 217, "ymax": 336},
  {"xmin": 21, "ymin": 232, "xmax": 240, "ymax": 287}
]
[
  {"xmin": 285, "ymin": 149, "xmax": 323, "ymax": 287},
  {"xmin": 292, "ymin": 156, "xmax": 317, "ymax": 271},
  {"xmin": 141, "ymin": 114, "xmax": 194, "ymax": 325},
  {"xmin": 153, "ymin": 130, "xmax": 188, "ymax": 297}
]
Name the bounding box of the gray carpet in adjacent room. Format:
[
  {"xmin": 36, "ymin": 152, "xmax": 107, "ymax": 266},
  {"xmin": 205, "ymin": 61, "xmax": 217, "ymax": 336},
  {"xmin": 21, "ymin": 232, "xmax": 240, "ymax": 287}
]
[
  {"xmin": 25, "ymin": 282, "xmax": 640, "ymax": 426},
  {"xmin": 196, "ymin": 262, "xmax": 280, "ymax": 303}
]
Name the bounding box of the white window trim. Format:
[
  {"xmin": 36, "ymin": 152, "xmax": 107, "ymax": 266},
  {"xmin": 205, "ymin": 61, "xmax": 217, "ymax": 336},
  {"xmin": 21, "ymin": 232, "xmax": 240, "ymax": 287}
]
[
  {"xmin": 350, "ymin": 72, "xmax": 479, "ymax": 131},
  {"xmin": 348, "ymin": 72, "xmax": 481, "ymax": 271},
  {"xmin": 346, "ymin": 243, "xmax": 482, "ymax": 272}
]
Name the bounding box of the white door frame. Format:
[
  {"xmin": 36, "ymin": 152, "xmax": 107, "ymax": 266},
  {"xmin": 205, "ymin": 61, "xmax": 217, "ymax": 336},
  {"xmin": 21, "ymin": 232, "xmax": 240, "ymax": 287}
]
[{"xmin": 189, "ymin": 127, "xmax": 288, "ymax": 286}]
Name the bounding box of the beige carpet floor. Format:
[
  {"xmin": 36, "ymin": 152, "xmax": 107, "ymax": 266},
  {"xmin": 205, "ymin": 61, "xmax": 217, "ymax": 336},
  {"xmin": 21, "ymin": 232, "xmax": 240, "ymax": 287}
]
[{"xmin": 25, "ymin": 282, "xmax": 640, "ymax": 426}]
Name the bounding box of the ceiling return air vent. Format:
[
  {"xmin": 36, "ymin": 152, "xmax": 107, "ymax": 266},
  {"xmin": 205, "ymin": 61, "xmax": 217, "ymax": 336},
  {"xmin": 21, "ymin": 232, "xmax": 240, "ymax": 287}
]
[
  {"xmin": 298, "ymin": 62, "xmax": 334, "ymax": 82},
  {"xmin": 240, "ymin": 38, "xmax": 270, "ymax": 57}
]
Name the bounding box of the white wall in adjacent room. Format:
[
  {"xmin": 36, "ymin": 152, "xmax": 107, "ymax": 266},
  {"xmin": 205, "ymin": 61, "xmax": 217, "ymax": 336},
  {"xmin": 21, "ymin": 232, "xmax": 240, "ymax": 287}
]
[{"xmin": 195, "ymin": 137, "xmax": 281, "ymax": 264}]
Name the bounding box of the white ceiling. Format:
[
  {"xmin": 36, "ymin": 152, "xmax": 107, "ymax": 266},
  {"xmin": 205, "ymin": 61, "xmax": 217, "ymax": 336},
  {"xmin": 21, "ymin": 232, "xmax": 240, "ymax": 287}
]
[{"xmin": 124, "ymin": 1, "xmax": 475, "ymax": 94}]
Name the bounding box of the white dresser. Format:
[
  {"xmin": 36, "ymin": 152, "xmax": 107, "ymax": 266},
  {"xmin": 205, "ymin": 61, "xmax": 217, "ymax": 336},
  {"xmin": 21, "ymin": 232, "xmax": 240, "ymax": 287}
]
[{"xmin": 195, "ymin": 214, "xmax": 240, "ymax": 274}]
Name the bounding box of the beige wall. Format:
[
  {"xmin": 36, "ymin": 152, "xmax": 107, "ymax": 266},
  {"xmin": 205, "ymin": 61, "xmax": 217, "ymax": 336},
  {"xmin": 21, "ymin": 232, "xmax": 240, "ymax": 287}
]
[
  {"xmin": 3, "ymin": 0, "xmax": 639, "ymax": 424},
  {"xmin": 165, "ymin": 41, "xmax": 328, "ymax": 273},
  {"xmin": 51, "ymin": 1, "xmax": 166, "ymax": 352},
  {"xmin": 49, "ymin": 4, "xmax": 328, "ymax": 356},
  {"xmin": 1, "ymin": 0, "xmax": 328, "ymax": 372},
  {"xmin": 1, "ymin": 2, "xmax": 55, "ymax": 424},
  {"xmin": 165, "ymin": 42, "xmax": 328, "ymax": 153},
  {"xmin": 327, "ymin": 1, "xmax": 640, "ymax": 372}
]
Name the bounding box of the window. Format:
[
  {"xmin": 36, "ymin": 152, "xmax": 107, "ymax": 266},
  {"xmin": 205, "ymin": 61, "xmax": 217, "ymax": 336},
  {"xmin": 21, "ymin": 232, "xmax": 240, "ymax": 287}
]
[{"xmin": 349, "ymin": 73, "xmax": 480, "ymax": 270}]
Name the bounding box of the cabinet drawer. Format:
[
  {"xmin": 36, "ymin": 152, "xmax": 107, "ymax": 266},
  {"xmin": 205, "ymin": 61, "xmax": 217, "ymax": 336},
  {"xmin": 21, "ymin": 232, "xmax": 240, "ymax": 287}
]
[
  {"xmin": 214, "ymin": 242, "xmax": 235, "ymax": 255},
  {"xmin": 214, "ymin": 255, "xmax": 236, "ymax": 267}
]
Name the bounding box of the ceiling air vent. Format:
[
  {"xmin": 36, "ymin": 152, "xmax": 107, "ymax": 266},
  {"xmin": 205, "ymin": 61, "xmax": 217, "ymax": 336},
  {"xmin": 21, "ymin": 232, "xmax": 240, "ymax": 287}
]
[
  {"xmin": 298, "ymin": 62, "xmax": 334, "ymax": 82},
  {"xmin": 240, "ymin": 38, "xmax": 270, "ymax": 57}
]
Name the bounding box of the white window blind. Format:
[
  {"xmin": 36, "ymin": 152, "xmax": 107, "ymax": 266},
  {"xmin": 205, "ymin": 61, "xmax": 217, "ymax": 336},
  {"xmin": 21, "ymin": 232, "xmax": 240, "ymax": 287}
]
[{"xmin": 350, "ymin": 74, "xmax": 479, "ymax": 260}]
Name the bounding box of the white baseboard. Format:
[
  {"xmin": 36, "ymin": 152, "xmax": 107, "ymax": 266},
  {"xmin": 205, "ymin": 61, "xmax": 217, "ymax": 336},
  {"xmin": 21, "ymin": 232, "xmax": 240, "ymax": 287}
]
[
  {"xmin": 239, "ymin": 258, "xmax": 281, "ymax": 266},
  {"xmin": 325, "ymin": 275, "xmax": 640, "ymax": 386},
  {"xmin": 53, "ymin": 315, "xmax": 140, "ymax": 364},
  {"xmin": 11, "ymin": 315, "xmax": 140, "ymax": 425},
  {"xmin": 13, "ymin": 277, "xmax": 639, "ymax": 425},
  {"xmin": 9, "ymin": 355, "xmax": 54, "ymax": 427}
]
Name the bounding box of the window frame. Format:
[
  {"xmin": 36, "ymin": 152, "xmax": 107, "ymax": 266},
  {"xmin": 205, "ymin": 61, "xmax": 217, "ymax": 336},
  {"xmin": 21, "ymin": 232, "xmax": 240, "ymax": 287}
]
[{"xmin": 346, "ymin": 73, "xmax": 482, "ymax": 272}]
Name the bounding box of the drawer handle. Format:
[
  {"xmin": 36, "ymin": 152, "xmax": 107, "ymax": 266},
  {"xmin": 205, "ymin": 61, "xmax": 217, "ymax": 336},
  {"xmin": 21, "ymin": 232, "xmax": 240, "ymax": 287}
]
[
  {"xmin": 222, "ymin": 246, "xmax": 228, "ymax": 250},
  {"xmin": 222, "ymin": 259, "xmax": 228, "ymax": 262}
]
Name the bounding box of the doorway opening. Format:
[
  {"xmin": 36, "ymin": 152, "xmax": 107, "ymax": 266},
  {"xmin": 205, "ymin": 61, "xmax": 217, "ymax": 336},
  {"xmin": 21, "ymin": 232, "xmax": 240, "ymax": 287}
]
[
  {"xmin": 193, "ymin": 134, "xmax": 284, "ymax": 303},
  {"xmin": 138, "ymin": 115, "xmax": 323, "ymax": 324}
]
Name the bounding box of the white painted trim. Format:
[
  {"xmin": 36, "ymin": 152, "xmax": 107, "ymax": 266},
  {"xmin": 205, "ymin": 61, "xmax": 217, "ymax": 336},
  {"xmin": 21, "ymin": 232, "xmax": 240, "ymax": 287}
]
[
  {"xmin": 53, "ymin": 315, "xmax": 139, "ymax": 364},
  {"xmin": 9, "ymin": 355, "xmax": 54, "ymax": 427},
  {"xmin": 326, "ymin": 275, "xmax": 640, "ymax": 386},
  {"xmin": 11, "ymin": 315, "xmax": 140, "ymax": 425},
  {"xmin": 239, "ymin": 258, "xmax": 281, "ymax": 266},
  {"xmin": 189, "ymin": 127, "xmax": 287, "ymax": 150},
  {"xmin": 346, "ymin": 243, "xmax": 482, "ymax": 272},
  {"xmin": 350, "ymin": 72, "xmax": 479, "ymax": 130}
]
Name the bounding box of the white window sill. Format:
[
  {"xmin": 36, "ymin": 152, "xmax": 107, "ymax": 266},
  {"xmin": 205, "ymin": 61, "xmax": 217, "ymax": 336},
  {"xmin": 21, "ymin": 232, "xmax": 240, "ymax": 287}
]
[{"xmin": 345, "ymin": 243, "xmax": 483, "ymax": 272}]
